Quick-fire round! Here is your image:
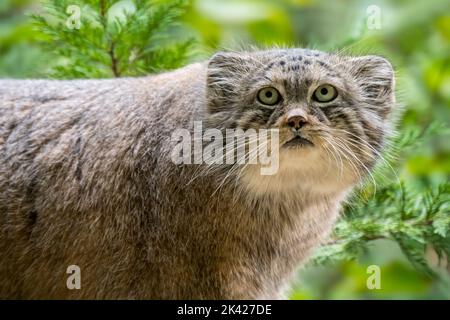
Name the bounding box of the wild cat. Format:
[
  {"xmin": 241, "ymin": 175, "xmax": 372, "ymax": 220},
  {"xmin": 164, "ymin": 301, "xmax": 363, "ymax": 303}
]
[{"xmin": 0, "ymin": 48, "xmax": 395, "ymax": 299}]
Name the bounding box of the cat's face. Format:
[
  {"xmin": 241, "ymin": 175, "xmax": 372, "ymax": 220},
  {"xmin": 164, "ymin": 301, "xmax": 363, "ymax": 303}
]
[{"xmin": 205, "ymin": 49, "xmax": 395, "ymax": 194}]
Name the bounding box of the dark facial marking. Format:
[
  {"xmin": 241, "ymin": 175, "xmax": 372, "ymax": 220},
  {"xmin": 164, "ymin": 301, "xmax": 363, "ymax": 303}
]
[
  {"xmin": 309, "ymin": 107, "xmax": 327, "ymax": 123},
  {"xmin": 264, "ymin": 62, "xmax": 275, "ymax": 71}
]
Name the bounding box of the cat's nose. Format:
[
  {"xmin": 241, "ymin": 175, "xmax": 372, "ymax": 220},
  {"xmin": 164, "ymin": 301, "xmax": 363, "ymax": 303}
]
[{"xmin": 286, "ymin": 109, "xmax": 308, "ymax": 130}]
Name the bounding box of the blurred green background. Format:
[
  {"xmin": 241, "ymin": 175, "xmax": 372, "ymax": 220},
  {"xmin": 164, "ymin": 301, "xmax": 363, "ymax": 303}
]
[{"xmin": 1, "ymin": 0, "xmax": 449, "ymax": 299}]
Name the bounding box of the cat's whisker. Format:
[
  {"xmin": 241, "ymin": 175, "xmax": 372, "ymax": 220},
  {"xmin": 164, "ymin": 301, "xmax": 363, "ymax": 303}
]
[
  {"xmin": 332, "ymin": 137, "xmax": 378, "ymax": 196},
  {"xmin": 320, "ymin": 143, "xmax": 335, "ymax": 177},
  {"xmin": 211, "ymin": 138, "xmax": 270, "ymax": 198},
  {"xmin": 187, "ymin": 135, "xmax": 264, "ymax": 184},
  {"xmin": 331, "ymin": 138, "xmax": 364, "ymax": 183},
  {"xmin": 322, "ymin": 135, "xmax": 345, "ymax": 178},
  {"xmin": 233, "ymin": 139, "xmax": 270, "ymax": 189},
  {"xmin": 321, "ymin": 136, "xmax": 344, "ymax": 178},
  {"xmin": 330, "ymin": 128, "xmax": 400, "ymax": 185}
]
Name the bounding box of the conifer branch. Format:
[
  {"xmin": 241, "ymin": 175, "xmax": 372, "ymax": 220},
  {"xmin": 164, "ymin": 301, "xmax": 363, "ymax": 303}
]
[{"xmin": 33, "ymin": 0, "xmax": 194, "ymax": 78}]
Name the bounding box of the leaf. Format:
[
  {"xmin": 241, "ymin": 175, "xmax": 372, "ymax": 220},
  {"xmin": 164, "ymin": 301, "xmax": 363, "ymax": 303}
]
[{"xmin": 392, "ymin": 233, "xmax": 437, "ymax": 278}]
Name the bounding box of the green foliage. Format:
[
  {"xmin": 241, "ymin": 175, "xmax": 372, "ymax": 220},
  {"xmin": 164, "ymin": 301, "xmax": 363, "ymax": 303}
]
[
  {"xmin": 310, "ymin": 125, "xmax": 450, "ymax": 278},
  {"xmin": 32, "ymin": 0, "xmax": 194, "ymax": 78},
  {"xmin": 0, "ymin": 0, "xmax": 47, "ymax": 77}
]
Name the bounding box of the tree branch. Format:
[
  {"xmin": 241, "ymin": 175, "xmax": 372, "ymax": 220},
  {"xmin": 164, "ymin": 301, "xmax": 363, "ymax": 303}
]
[
  {"xmin": 108, "ymin": 42, "xmax": 120, "ymax": 77},
  {"xmin": 99, "ymin": 0, "xmax": 120, "ymax": 77}
]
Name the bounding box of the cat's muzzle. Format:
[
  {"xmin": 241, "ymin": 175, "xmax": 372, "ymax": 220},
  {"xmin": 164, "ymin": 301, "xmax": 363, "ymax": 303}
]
[{"xmin": 283, "ymin": 132, "xmax": 314, "ymax": 148}]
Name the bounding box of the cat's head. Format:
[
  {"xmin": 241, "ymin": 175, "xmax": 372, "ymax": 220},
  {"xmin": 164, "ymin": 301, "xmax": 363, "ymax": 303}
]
[{"xmin": 205, "ymin": 49, "xmax": 396, "ymax": 194}]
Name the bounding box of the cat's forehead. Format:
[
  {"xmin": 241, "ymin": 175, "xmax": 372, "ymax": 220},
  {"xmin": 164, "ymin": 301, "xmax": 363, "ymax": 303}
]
[
  {"xmin": 248, "ymin": 49, "xmax": 341, "ymax": 81},
  {"xmin": 250, "ymin": 48, "xmax": 329, "ymax": 64},
  {"xmin": 259, "ymin": 48, "xmax": 327, "ymax": 58}
]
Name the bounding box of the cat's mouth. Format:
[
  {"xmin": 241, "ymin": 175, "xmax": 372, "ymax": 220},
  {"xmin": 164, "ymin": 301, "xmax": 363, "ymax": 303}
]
[{"xmin": 283, "ymin": 135, "xmax": 314, "ymax": 148}]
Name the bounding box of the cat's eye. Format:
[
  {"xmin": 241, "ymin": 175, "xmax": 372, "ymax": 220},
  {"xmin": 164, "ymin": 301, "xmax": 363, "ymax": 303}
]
[
  {"xmin": 257, "ymin": 87, "xmax": 281, "ymax": 106},
  {"xmin": 313, "ymin": 84, "xmax": 337, "ymax": 102}
]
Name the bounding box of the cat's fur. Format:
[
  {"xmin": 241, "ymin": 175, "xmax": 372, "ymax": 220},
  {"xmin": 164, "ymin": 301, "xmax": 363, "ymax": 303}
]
[{"xmin": 0, "ymin": 49, "xmax": 395, "ymax": 299}]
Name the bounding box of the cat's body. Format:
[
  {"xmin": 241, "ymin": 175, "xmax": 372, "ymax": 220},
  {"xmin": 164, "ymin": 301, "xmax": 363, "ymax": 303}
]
[{"xmin": 0, "ymin": 49, "xmax": 395, "ymax": 299}]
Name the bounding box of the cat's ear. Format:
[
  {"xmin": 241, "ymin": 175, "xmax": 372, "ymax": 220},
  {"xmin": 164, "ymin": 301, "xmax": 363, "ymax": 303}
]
[
  {"xmin": 208, "ymin": 51, "xmax": 249, "ymax": 76},
  {"xmin": 206, "ymin": 52, "xmax": 250, "ymax": 113},
  {"xmin": 348, "ymin": 55, "xmax": 395, "ymax": 118}
]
